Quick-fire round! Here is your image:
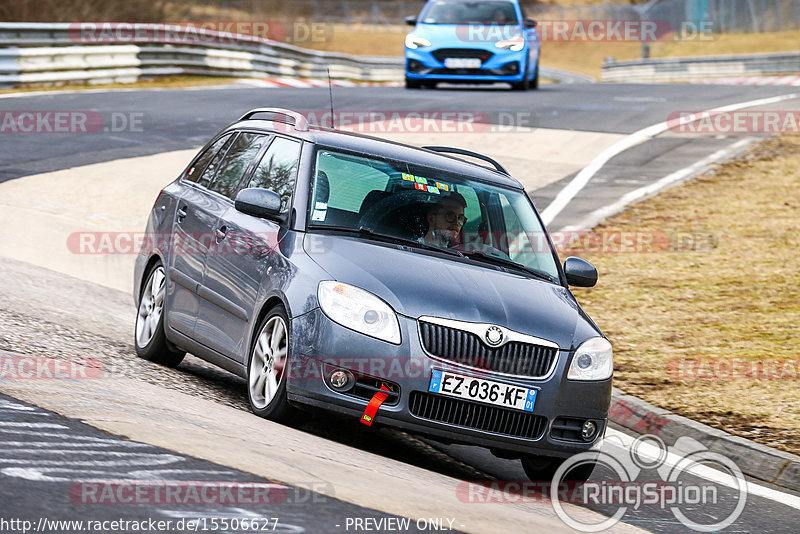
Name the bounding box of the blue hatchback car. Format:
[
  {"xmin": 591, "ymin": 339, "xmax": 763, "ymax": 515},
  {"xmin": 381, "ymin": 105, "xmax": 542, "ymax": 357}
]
[
  {"xmin": 134, "ymin": 109, "xmax": 611, "ymax": 481},
  {"xmin": 405, "ymin": 0, "xmax": 540, "ymax": 90}
]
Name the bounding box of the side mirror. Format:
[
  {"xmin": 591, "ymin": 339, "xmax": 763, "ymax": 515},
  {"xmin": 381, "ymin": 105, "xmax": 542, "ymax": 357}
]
[
  {"xmin": 564, "ymin": 257, "xmax": 598, "ymax": 287},
  {"xmin": 405, "ymin": 16, "xmax": 418, "ymax": 26},
  {"xmin": 525, "ymin": 18, "xmax": 538, "ymax": 28},
  {"xmin": 235, "ymin": 188, "xmax": 282, "ymax": 220}
]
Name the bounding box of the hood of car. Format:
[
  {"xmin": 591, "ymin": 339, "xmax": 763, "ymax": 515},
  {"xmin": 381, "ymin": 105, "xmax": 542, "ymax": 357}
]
[
  {"xmin": 410, "ymin": 23, "xmax": 523, "ymax": 48},
  {"xmin": 304, "ymin": 233, "xmax": 599, "ymax": 350}
]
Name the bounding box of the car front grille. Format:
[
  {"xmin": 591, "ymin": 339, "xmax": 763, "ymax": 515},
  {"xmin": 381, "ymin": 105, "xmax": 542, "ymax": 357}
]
[
  {"xmin": 409, "ymin": 391, "xmax": 547, "ymax": 439},
  {"xmin": 431, "ymin": 48, "xmax": 494, "ymax": 64},
  {"xmin": 419, "ymin": 321, "xmax": 558, "ymax": 378}
]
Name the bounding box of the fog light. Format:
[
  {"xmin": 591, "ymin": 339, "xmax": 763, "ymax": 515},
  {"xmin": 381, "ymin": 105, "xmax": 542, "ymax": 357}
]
[
  {"xmin": 329, "ymin": 369, "xmax": 354, "ymax": 390},
  {"xmin": 581, "ymin": 420, "xmax": 597, "ymax": 441}
]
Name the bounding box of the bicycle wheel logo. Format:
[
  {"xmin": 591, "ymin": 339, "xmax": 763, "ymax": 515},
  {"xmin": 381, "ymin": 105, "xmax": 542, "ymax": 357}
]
[{"xmin": 551, "ymin": 434, "xmax": 748, "ymax": 532}]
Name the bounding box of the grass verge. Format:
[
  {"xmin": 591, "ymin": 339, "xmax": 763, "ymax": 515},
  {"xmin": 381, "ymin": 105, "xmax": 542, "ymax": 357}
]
[{"xmin": 560, "ymin": 135, "xmax": 800, "ymax": 455}]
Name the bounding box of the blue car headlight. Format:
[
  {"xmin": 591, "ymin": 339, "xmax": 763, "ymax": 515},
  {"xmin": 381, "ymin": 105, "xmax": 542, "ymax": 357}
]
[
  {"xmin": 318, "ymin": 281, "xmax": 401, "ymax": 344},
  {"xmin": 405, "ymin": 34, "xmax": 431, "ymax": 50}
]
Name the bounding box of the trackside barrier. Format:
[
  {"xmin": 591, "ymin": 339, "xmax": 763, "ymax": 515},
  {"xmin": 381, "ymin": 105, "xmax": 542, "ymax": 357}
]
[
  {"xmin": 0, "ymin": 22, "xmax": 590, "ymax": 88},
  {"xmin": 602, "ymin": 51, "xmax": 800, "ymax": 82}
]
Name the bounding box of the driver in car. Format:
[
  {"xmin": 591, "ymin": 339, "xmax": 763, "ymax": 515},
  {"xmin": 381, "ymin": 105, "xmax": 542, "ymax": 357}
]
[{"xmin": 420, "ymin": 192, "xmax": 467, "ymax": 248}]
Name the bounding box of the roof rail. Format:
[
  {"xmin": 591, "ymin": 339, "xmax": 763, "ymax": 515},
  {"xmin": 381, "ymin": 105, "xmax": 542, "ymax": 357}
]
[
  {"xmin": 238, "ymin": 108, "xmax": 309, "ymax": 131},
  {"xmin": 423, "ymin": 146, "xmax": 509, "ymax": 175}
]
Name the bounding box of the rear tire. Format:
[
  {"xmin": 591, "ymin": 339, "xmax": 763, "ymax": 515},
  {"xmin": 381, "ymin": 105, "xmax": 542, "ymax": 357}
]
[
  {"xmin": 521, "ymin": 453, "xmax": 596, "ymax": 482},
  {"xmin": 135, "ymin": 262, "xmax": 185, "ymax": 367},
  {"xmin": 247, "ymin": 305, "xmax": 308, "ymax": 425}
]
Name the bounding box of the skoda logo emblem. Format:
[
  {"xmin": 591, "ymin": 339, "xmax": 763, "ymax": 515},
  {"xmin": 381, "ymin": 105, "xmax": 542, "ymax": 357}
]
[{"xmin": 485, "ymin": 326, "xmax": 503, "ymax": 346}]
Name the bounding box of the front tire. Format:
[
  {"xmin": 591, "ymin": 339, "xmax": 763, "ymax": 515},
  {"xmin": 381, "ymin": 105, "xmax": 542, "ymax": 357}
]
[
  {"xmin": 135, "ymin": 262, "xmax": 185, "ymax": 367},
  {"xmin": 405, "ymin": 77, "xmax": 422, "ymax": 89},
  {"xmin": 511, "ymin": 69, "xmax": 530, "ymax": 91},
  {"xmin": 247, "ymin": 305, "xmax": 306, "ymax": 424}
]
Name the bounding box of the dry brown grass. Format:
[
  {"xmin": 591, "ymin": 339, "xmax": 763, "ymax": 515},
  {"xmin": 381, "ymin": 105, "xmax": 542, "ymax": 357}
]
[{"xmin": 561, "ymin": 136, "xmax": 800, "ymax": 454}]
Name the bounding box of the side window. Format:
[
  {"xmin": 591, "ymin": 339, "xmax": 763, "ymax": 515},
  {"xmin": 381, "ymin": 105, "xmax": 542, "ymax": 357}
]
[
  {"xmin": 184, "ymin": 134, "xmax": 232, "ymax": 183},
  {"xmin": 208, "ymin": 133, "xmax": 270, "ymax": 199},
  {"xmin": 246, "ymin": 137, "xmax": 301, "ymax": 211},
  {"xmin": 197, "ymin": 134, "xmax": 235, "ymax": 188}
]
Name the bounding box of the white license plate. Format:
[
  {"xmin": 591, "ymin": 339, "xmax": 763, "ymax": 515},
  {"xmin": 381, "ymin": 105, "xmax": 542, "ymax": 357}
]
[
  {"xmin": 428, "ymin": 370, "xmax": 537, "ymax": 412},
  {"xmin": 444, "ymin": 57, "xmax": 482, "ymax": 69}
]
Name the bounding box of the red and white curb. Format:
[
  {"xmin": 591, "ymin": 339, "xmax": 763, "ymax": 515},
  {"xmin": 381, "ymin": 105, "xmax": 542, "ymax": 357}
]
[
  {"xmin": 238, "ymin": 78, "xmax": 402, "ymax": 88},
  {"xmin": 692, "ymin": 76, "xmax": 800, "ymax": 86}
]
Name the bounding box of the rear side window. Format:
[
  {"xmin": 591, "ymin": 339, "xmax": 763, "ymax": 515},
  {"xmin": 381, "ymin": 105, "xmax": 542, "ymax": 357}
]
[
  {"xmin": 184, "ymin": 133, "xmax": 232, "ymax": 183},
  {"xmin": 208, "ymin": 132, "xmax": 270, "ymax": 199},
  {"xmin": 246, "ymin": 136, "xmax": 301, "ymax": 211},
  {"xmin": 197, "ymin": 135, "xmax": 235, "ymax": 188}
]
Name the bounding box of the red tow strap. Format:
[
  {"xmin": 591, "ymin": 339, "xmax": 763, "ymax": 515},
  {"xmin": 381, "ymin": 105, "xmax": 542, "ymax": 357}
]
[{"xmin": 360, "ymin": 385, "xmax": 391, "ymax": 427}]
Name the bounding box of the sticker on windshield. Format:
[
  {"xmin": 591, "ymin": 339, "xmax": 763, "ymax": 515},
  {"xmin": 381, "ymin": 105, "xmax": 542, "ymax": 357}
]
[
  {"xmin": 315, "ymin": 202, "xmax": 328, "ymax": 210},
  {"xmin": 402, "ymin": 173, "xmax": 415, "ymax": 181},
  {"xmin": 427, "ymin": 186, "xmax": 440, "ymax": 194},
  {"xmin": 436, "ymin": 181, "xmax": 450, "ymax": 191},
  {"xmin": 414, "ymin": 183, "xmax": 427, "ymax": 192},
  {"xmin": 415, "ymin": 176, "xmax": 428, "ymax": 185},
  {"xmin": 311, "ymin": 209, "xmax": 327, "ymax": 221}
]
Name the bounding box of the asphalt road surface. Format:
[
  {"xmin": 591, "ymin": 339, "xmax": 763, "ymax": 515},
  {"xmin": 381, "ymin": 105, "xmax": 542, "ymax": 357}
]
[{"xmin": 2, "ymin": 81, "xmax": 800, "ymax": 532}]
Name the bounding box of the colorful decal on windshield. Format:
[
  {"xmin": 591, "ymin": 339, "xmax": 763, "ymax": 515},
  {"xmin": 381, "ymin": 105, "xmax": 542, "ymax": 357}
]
[
  {"xmin": 427, "ymin": 186, "xmax": 440, "ymax": 194},
  {"xmin": 414, "ymin": 183, "xmax": 427, "ymax": 192},
  {"xmin": 436, "ymin": 181, "xmax": 450, "ymax": 192},
  {"xmin": 415, "ymin": 176, "xmax": 428, "ymax": 185},
  {"xmin": 402, "ymin": 173, "xmax": 415, "ymax": 181}
]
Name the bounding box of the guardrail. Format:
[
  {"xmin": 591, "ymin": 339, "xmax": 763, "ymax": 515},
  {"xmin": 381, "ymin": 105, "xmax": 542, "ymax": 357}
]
[
  {"xmin": 0, "ymin": 22, "xmax": 590, "ymax": 88},
  {"xmin": 601, "ymin": 51, "xmax": 800, "ymax": 83}
]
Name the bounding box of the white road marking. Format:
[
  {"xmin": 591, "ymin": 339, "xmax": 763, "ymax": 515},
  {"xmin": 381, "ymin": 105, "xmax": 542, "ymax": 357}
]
[
  {"xmin": 540, "ymin": 92, "xmax": 800, "ymax": 226},
  {"xmin": 560, "ymin": 137, "xmax": 754, "ymax": 231},
  {"xmin": 606, "ymin": 429, "xmax": 800, "ymax": 511}
]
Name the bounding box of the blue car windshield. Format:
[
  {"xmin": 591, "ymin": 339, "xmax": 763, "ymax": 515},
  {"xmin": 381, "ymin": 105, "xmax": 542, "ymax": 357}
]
[
  {"xmin": 421, "ymin": 1, "xmax": 519, "ymax": 25},
  {"xmin": 308, "ymin": 148, "xmax": 560, "ymax": 281}
]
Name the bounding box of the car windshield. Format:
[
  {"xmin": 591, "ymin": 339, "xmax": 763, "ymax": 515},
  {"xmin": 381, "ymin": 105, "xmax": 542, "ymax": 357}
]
[
  {"xmin": 308, "ymin": 148, "xmax": 560, "ymax": 282},
  {"xmin": 421, "ymin": 1, "xmax": 519, "ymax": 25}
]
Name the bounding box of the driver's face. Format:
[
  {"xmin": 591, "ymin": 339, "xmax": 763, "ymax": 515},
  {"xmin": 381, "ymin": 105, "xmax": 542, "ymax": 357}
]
[{"xmin": 430, "ymin": 200, "xmax": 466, "ymax": 234}]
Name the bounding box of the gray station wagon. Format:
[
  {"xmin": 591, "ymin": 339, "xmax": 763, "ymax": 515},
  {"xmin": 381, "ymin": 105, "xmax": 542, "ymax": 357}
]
[{"xmin": 133, "ymin": 108, "xmax": 612, "ymax": 480}]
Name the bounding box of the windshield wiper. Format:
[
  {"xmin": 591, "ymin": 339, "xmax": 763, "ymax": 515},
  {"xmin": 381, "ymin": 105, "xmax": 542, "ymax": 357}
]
[
  {"xmin": 308, "ymin": 225, "xmax": 465, "ymax": 257},
  {"xmin": 459, "ymin": 249, "xmax": 556, "ymax": 282}
]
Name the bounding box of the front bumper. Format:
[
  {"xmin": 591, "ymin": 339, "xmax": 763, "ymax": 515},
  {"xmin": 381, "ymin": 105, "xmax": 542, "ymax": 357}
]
[
  {"xmin": 287, "ymin": 309, "xmax": 611, "ymax": 457},
  {"xmin": 405, "ymin": 47, "xmax": 529, "ymax": 83}
]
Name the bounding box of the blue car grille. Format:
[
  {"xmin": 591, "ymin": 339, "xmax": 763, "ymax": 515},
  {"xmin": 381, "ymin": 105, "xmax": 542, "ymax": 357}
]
[
  {"xmin": 419, "ymin": 321, "xmax": 558, "ymax": 378},
  {"xmin": 431, "ymin": 48, "xmax": 494, "ymax": 64},
  {"xmin": 409, "ymin": 391, "xmax": 547, "ymax": 439}
]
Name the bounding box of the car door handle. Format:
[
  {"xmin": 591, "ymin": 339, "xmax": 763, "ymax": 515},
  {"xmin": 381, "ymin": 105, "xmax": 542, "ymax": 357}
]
[
  {"xmin": 215, "ymin": 226, "xmax": 228, "ymax": 242},
  {"xmin": 177, "ymin": 207, "xmax": 187, "ymax": 222}
]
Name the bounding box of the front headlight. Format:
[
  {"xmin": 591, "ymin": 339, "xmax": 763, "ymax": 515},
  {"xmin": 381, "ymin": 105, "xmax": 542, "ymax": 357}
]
[
  {"xmin": 495, "ymin": 38, "xmax": 524, "ymax": 52},
  {"xmin": 567, "ymin": 337, "xmax": 613, "ymax": 381},
  {"xmin": 405, "ymin": 34, "xmax": 431, "ymax": 49},
  {"xmin": 318, "ymin": 281, "xmax": 401, "ymax": 344}
]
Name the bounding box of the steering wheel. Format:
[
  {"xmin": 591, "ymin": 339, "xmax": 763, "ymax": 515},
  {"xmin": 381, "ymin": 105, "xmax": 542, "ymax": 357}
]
[{"xmin": 455, "ymin": 240, "xmax": 512, "ymax": 259}]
